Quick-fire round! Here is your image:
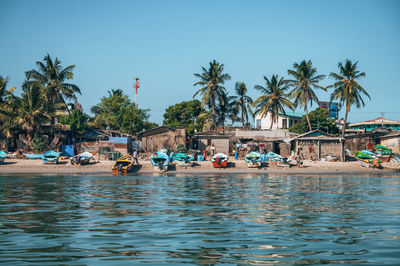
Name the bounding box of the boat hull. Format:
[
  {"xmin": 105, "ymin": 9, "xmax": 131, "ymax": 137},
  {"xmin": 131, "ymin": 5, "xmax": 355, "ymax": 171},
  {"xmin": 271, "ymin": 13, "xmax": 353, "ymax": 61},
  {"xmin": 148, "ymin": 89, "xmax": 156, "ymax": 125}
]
[
  {"xmin": 212, "ymin": 161, "xmax": 227, "ymax": 168},
  {"xmin": 377, "ymin": 155, "xmax": 391, "ymax": 162},
  {"xmin": 112, "ymin": 154, "xmax": 134, "ymax": 174},
  {"xmin": 246, "ymin": 161, "xmax": 261, "ymax": 168}
]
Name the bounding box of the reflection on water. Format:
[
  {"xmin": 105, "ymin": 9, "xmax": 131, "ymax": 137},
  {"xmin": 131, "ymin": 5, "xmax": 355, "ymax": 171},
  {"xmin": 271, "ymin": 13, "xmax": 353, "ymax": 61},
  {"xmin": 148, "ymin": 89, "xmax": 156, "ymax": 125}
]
[{"xmin": 1, "ymin": 174, "xmax": 400, "ymax": 265}]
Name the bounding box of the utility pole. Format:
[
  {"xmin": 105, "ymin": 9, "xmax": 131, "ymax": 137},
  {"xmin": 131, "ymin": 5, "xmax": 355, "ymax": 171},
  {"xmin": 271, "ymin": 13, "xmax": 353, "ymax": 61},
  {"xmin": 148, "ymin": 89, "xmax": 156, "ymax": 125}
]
[
  {"xmin": 381, "ymin": 112, "xmax": 385, "ymax": 128},
  {"xmin": 133, "ymin": 77, "xmax": 140, "ymax": 108}
]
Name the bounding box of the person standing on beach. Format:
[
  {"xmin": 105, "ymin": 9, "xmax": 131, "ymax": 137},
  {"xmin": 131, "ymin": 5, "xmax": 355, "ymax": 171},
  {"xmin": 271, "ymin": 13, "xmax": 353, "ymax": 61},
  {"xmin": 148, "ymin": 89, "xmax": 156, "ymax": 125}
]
[{"xmin": 133, "ymin": 150, "xmax": 139, "ymax": 164}]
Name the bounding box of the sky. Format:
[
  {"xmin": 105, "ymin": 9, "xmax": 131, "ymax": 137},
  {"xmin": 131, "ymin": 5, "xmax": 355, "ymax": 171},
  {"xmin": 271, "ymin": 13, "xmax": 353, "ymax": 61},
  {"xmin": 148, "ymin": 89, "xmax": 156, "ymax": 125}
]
[{"xmin": 1, "ymin": 0, "xmax": 399, "ymax": 125}]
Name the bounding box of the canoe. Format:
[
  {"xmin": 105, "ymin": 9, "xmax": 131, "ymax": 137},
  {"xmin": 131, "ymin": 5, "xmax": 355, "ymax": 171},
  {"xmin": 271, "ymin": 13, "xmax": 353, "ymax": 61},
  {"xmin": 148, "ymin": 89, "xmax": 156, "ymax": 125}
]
[
  {"xmin": 71, "ymin": 152, "xmax": 93, "ymax": 166},
  {"xmin": 150, "ymin": 151, "xmax": 171, "ymax": 172},
  {"xmin": 0, "ymin": 151, "xmax": 7, "ymax": 164},
  {"xmin": 112, "ymin": 154, "xmax": 134, "ymax": 174},
  {"xmin": 173, "ymin": 153, "xmax": 194, "ymax": 167},
  {"xmin": 355, "ymin": 151, "xmax": 381, "ymax": 168},
  {"xmin": 266, "ymin": 152, "xmax": 291, "ymax": 163},
  {"xmin": 245, "ymin": 151, "xmax": 261, "ymax": 168},
  {"xmin": 374, "ymin": 144, "xmax": 392, "ymax": 156},
  {"xmin": 24, "ymin": 153, "xmax": 44, "ymax": 159},
  {"xmin": 211, "ymin": 153, "xmax": 228, "ymax": 168},
  {"xmin": 43, "ymin": 150, "xmax": 61, "ymax": 164}
]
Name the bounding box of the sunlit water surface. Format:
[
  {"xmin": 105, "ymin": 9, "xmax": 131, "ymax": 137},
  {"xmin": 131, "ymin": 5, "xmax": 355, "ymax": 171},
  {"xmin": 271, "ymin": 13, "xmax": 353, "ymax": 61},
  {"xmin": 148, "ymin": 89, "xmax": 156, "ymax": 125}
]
[{"xmin": 1, "ymin": 174, "xmax": 400, "ymax": 265}]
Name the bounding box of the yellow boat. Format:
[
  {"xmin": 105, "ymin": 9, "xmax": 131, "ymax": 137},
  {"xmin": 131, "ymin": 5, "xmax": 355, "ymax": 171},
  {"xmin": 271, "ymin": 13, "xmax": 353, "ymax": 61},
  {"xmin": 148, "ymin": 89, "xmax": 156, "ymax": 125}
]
[{"xmin": 112, "ymin": 154, "xmax": 134, "ymax": 174}]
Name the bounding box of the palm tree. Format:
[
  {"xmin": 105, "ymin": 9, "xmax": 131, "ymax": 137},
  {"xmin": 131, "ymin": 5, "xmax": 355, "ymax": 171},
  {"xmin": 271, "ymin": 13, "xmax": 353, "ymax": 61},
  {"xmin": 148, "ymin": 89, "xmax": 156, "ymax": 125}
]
[
  {"xmin": 287, "ymin": 60, "xmax": 326, "ymax": 131},
  {"xmin": 193, "ymin": 60, "xmax": 231, "ymax": 130},
  {"xmin": 0, "ymin": 76, "xmax": 18, "ymax": 138},
  {"xmin": 14, "ymin": 82, "xmax": 51, "ymax": 150},
  {"xmin": 0, "ymin": 76, "xmax": 15, "ymax": 103},
  {"xmin": 231, "ymin": 82, "xmax": 253, "ymax": 129},
  {"xmin": 25, "ymin": 54, "xmax": 81, "ymax": 114},
  {"xmin": 254, "ymin": 74, "xmax": 293, "ymax": 129},
  {"xmin": 328, "ymin": 59, "xmax": 370, "ymax": 137}
]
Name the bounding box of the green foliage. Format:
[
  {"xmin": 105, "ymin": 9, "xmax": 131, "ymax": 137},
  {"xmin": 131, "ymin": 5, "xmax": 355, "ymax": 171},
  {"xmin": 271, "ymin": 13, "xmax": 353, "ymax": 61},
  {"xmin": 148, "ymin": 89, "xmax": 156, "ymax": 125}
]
[
  {"xmin": 91, "ymin": 89, "xmax": 157, "ymax": 134},
  {"xmin": 163, "ymin": 100, "xmax": 203, "ymax": 135},
  {"xmin": 59, "ymin": 110, "xmax": 91, "ymax": 135},
  {"xmin": 32, "ymin": 133, "xmax": 46, "ymax": 153},
  {"xmin": 289, "ymin": 108, "xmax": 339, "ymax": 134},
  {"xmin": 231, "ymin": 82, "xmax": 253, "ymax": 128}
]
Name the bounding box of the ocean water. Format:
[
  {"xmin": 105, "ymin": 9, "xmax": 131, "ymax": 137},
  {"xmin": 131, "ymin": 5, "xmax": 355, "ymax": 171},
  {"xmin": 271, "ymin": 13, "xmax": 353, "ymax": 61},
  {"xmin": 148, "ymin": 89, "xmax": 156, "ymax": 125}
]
[{"xmin": 0, "ymin": 173, "xmax": 399, "ymax": 265}]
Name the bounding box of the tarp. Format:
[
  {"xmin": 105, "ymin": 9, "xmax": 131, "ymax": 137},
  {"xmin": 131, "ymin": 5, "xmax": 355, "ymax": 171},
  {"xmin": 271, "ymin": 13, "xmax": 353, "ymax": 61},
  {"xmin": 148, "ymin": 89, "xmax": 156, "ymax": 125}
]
[{"xmin": 61, "ymin": 145, "xmax": 74, "ymax": 157}]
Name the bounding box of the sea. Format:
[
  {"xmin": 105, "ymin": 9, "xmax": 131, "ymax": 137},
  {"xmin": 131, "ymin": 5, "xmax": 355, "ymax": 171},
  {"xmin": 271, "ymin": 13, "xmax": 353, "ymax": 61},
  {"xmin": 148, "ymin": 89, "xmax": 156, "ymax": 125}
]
[{"xmin": 0, "ymin": 173, "xmax": 399, "ymax": 265}]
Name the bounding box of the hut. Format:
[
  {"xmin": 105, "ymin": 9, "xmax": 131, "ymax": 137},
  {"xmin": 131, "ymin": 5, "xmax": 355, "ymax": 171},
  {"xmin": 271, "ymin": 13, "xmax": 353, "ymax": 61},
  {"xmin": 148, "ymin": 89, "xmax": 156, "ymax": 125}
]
[
  {"xmin": 137, "ymin": 126, "xmax": 186, "ymax": 152},
  {"xmin": 193, "ymin": 131, "xmax": 230, "ymax": 154},
  {"xmin": 292, "ymin": 130, "xmax": 344, "ymax": 161}
]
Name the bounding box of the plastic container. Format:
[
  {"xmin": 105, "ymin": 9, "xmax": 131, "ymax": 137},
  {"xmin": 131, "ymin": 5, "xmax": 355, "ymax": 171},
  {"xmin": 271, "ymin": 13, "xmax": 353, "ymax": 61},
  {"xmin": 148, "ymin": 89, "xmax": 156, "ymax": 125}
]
[{"xmin": 197, "ymin": 154, "xmax": 204, "ymax": 161}]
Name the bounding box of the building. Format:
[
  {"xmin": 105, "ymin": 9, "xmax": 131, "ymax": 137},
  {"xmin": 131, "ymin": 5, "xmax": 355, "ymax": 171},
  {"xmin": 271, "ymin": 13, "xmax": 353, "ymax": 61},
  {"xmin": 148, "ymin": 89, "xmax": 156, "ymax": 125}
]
[
  {"xmin": 137, "ymin": 126, "xmax": 186, "ymax": 152},
  {"xmin": 193, "ymin": 131, "xmax": 230, "ymax": 154},
  {"xmin": 344, "ymin": 130, "xmax": 387, "ymax": 155},
  {"xmin": 292, "ymin": 130, "xmax": 345, "ymax": 161},
  {"xmin": 349, "ymin": 117, "xmax": 400, "ymax": 132},
  {"xmin": 379, "ymin": 132, "xmax": 400, "ymax": 154},
  {"xmin": 255, "ymin": 111, "xmax": 302, "ymax": 130}
]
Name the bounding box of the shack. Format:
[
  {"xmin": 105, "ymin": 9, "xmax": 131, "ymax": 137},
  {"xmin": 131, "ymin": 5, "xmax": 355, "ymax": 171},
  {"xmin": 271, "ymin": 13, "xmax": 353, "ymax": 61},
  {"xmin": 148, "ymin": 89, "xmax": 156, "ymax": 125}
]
[
  {"xmin": 344, "ymin": 129, "xmax": 388, "ymax": 155},
  {"xmin": 193, "ymin": 131, "xmax": 230, "ymax": 154},
  {"xmin": 292, "ymin": 130, "xmax": 344, "ymax": 161},
  {"xmin": 137, "ymin": 126, "xmax": 186, "ymax": 152},
  {"xmin": 379, "ymin": 132, "xmax": 400, "ymax": 154}
]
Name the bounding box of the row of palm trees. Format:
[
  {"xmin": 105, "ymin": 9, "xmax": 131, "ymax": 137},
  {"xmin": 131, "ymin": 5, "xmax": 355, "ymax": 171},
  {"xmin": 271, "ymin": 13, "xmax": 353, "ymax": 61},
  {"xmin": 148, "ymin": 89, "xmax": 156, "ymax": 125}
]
[
  {"xmin": 0, "ymin": 54, "xmax": 81, "ymax": 148},
  {"xmin": 193, "ymin": 59, "xmax": 370, "ymax": 137}
]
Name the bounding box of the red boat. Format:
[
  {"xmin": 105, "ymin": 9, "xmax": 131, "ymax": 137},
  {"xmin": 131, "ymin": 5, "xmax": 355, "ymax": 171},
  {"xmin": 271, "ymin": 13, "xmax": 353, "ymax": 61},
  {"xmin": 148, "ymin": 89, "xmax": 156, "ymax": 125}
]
[{"xmin": 211, "ymin": 153, "xmax": 228, "ymax": 168}]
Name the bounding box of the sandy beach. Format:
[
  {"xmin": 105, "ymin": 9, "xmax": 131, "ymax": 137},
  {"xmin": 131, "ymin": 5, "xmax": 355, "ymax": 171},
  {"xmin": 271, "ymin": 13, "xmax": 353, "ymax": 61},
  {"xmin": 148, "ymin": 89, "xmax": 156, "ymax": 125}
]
[{"xmin": 1, "ymin": 158, "xmax": 400, "ymax": 175}]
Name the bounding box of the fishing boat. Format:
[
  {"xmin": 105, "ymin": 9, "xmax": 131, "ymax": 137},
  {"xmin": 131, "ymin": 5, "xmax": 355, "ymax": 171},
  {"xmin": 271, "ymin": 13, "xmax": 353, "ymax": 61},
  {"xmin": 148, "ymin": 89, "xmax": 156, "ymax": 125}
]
[
  {"xmin": 24, "ymin": 153, "xmax": 44, "ymax": 159},
  {"xmin": 43, "ymin": 150, "xmax": 61, "ymax": 164},
  {"xmin": 211, "ymin": 153, "xmax": 228, "ymax": 168},
  {"xmin": 173, "ymin": 153, "xmax": 194, "ymax": 167},
  {"xmin": 112, "ymin": 154, "xmax": 134, "ymax": 174},
  {"xmin": 70, "ymin": 152, "xmax": 93, "ymax": 166},
  {"xmin": 0, "ymin": 151, "xmax": 7, "ymax": 164},
  {"xmin": 245, "ymin": 151, "xmax": 262, "ymax": 168},
  {"xmin": 374, "ymin": 144, "xmax": 392, "ymax": 162},
  {"xmin": 150, "ymin": 150, "xmax": 171, "ymax": 172},
  {"xmin": 265, "ymin": 152, "xmax": 291, "ymax": 166},
  {"xmin": 354, "ymin": 151, "xmax": 382, "ymax": 168}
]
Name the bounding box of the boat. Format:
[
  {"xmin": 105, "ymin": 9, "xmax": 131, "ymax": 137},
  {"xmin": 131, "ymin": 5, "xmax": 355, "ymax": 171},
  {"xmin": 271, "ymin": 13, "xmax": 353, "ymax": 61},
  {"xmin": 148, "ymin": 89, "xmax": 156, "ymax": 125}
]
[
  {"xmin": 0, "ymin": 151, "xmax": 7, "ymax": 164},
  {"xmin": 394, "ymin": 154, "xmax": 400, "ymax": 162},
  {"xmin": 374, "ymin": 144, "xmax": 392, "ymax": 162},
  {"xmin": 112, "ymin": 154, "xmax": 134, "ymax": 174},
  {"xmin": 265, "ymin": 152, "xmax": 291, "ymax": 166},
  {"xmin": 354, "ymin": 151, "xmax": 382, "ymax": 168},
  {"xmin": 70, "ymin": 152, "xmax": 93, "ymax": 166},
  {"xmin": 150, "ymin": 150, "xmax": 171, "ymax": 171},
  {"xmin": 211, "ymin": 153, "xmax": 228, "ymax": 168},
  {"xmin": 24, "ymin": 153, "xmax": 44, "ymax": 159},
  {"xmin": 43, "ymin": 150, "xmax": 61, "ymax": 164},
  {"xmin": 245, "ymin": 151, "xmax": 261, "ymax": 168},
  {"xmin": 173, "ymin": 153, "xmax": 194, "ymax": 167}
]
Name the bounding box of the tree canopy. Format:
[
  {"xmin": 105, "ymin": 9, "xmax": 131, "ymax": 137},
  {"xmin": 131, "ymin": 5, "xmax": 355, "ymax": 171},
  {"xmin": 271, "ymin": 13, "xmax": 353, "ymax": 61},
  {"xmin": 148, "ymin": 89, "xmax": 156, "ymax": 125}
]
[{"xmin": 289, "ymin": 108, "xmax": 339, "ymax": 134}]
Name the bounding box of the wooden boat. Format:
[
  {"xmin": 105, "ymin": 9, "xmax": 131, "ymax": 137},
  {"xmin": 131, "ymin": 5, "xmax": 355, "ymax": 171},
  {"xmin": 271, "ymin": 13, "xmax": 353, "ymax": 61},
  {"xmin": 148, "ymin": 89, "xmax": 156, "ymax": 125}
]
[
  {"xmin": 150, "ymin": 150, "xmax": 170, "ymax": 172},
  {"xmin": 211, "ymin": 153, "xmax": 228, "ymax": 168},
  {"xmin": 0, "ymin": 151, "xmax": 7, "ymax": 164},
  {"xmin": 355, "ymin": 151, "xmax": 382, "ymax": 168},
  {"xmin": 374, "ymin": 145, "xmax": 392, "ymax": 162},
  {"xmin": 43, "ymin": 150, "xmax": 61, "ymax": 164},
  {"xmin": 245, "ymin": 151, "xmax": 261, "ymax": 168},
  {"xmin": 24, "ymin": 153, "xmax": 44, "ymax": 159},
  {"xmin": 71, "ymin": 152, "xmax": 93, "ymax": 166},
  {"xmin": 112, "ymin": 154, "xmax": 134, "ymax": 174},
  {"xmin": 173, "ymin": 153, "xmax": 194, "ymax": 167}
]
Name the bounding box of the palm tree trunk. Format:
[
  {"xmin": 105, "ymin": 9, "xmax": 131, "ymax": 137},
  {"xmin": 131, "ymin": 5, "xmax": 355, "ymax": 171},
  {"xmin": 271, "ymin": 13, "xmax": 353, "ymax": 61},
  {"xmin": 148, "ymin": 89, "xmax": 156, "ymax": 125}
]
[
  {"xmin": 341, "ymin": 104, "xmax": 349, "ymax": 138},
  {"xmin": 241, "ymin": 109, "xmax": 245, "ymax": 129},
  {"xmin": 304, "ymin": 103, "xmax": 312, "ymax": 132},
  {"xmin": 26, "ymin": 131, "xmax": 32, "ymax": 151},
  {"xmin": 211, "ymin": 95, "xmax": 216, "ymax": 131},
  {"xmin": 270, "ymin": 115, "xmax": 274, "ymax": 129}
]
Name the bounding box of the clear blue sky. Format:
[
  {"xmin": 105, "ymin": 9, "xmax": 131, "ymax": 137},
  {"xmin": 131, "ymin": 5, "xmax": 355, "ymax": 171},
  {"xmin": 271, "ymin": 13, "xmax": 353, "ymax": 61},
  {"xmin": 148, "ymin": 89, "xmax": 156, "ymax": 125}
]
[{"xmin": 1, "ymin": 0, "xmax": 399, "ymax": 125}]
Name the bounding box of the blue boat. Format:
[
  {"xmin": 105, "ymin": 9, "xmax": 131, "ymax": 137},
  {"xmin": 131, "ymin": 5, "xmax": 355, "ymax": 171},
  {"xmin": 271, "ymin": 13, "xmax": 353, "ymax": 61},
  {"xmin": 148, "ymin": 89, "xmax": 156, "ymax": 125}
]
[
  {"xmin": 173, "ymin": 153, "xmax": 194, "ymax": 167},
  {"xmin": 0, "ymin": 151, "xmax": 7, "ymax": 164},
  {"xmin": 245, "ymin": 151, "xmax": 261, "ymax": 168},
  {"xmin": 24, "ymin": 153, "xmax": 44, "ymax": 159},
  {"xmin": 150, "ymin": 150, "xmax": 171, "ymax": 171},
  {"xmin": 43, "ymin": 150, "xmax": 61, "ymax": 164}
]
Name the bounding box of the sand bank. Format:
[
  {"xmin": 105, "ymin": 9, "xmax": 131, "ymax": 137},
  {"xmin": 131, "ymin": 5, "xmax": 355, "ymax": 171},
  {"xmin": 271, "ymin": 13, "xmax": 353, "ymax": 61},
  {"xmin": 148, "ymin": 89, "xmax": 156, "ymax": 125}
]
[{"xmin": 1, "ymin": 158, "xmax": 400, "ymax": 175}]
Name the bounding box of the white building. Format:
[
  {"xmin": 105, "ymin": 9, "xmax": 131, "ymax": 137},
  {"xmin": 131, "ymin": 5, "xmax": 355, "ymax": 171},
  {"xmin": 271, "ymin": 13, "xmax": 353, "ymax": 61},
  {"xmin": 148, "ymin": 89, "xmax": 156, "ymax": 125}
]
[{"xmin": 255, "ymin": 111, "xmax": 303, "ymax": 130}]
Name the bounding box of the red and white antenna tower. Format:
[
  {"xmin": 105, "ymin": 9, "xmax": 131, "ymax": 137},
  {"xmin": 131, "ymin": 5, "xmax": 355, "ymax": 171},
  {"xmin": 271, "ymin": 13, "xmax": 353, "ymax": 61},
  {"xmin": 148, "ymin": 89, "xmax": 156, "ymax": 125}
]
[{"xmin": 133, "ymin": 77, "xmax": 140, "ymax": 108}]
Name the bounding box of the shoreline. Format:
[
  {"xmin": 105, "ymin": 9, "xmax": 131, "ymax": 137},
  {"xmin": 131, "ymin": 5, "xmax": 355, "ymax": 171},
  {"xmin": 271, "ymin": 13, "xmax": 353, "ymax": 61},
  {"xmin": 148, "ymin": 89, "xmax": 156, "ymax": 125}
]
[{"xmin": 1, "ymin": 159, "xmax": 400, "ymax": 176}]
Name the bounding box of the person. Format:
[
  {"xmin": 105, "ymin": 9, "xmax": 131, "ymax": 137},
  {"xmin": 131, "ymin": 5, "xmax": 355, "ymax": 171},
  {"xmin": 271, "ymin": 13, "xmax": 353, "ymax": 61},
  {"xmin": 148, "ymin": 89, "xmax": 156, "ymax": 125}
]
[
  {"xmin": 133, "ymin": 150, "xmax": 139, "ymax": 164},
  {"xmin": 203, "ymin": 149, "xmax": 207, "ymax": 161},
  {"xmin": 234, "ymin": 149, "xmax": 238, "ymax": 160}
]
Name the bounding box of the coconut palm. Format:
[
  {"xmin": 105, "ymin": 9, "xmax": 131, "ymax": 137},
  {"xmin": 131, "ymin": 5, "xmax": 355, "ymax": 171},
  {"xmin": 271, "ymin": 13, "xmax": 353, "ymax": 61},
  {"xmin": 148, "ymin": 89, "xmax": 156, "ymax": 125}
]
[
  {"xmin": 25, "ymin": 54, "xmax": 81, "ymax": 114},
  {"xmin": 14, "ymin": 82, "xmax": 51, "ymax": 150},
  {"xmin": 193, "ymin": 60, "xmax": 231, "ymax": 130},
  {"xmin": 253, "ymin": 74, "xmax": 293, "ymax": 129},
  {"xmin": 287, "ymin": 60, "xmax": 326, "ymax": 131},
  {"xmin": 231, "ymin": 82, "xmax": 253, "ymax": 129},
  {"xmin": 0, "ymin": 76, "xmax": 15, "ymax": 103},
  {"xmin": 328, "ymin": 59, "xmax": 370, "ymax": 137}
]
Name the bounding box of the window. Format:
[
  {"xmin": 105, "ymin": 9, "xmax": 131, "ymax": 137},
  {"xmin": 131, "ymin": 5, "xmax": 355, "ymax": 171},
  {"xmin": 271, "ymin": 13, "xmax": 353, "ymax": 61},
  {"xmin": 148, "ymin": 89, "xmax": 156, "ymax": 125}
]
[
  {"xmin": 207, "ymin": 139, "xmax": 211, "ymax": 145},
  {"xmin": 282, "ymin": 119, "xmax": 287, "ymax": 129}
]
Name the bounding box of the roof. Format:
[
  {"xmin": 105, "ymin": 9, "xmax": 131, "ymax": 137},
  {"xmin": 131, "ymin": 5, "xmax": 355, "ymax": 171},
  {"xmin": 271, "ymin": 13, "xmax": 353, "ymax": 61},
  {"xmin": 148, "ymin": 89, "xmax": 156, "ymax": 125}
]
[
  {"xmin": 137, "ymin": 126, "xmax": 176, "ymax": 137},
  {"xmin": 378, "ymin": 131, "xmax": 400, "ymax": 139},
  {"xmin": 293, "ymin": 130, "xmax": 343, "ymax": 140},
  {"xmin": 349, "ymin": 117, "xmax": 400, "ymax": 127},
  {"xmin": 194, "ymin": 131, "xmax": 230, "ymax": 138},
  {"xmin": 278, "ymin": 111, "xmax": 303, "ymax": 119}
]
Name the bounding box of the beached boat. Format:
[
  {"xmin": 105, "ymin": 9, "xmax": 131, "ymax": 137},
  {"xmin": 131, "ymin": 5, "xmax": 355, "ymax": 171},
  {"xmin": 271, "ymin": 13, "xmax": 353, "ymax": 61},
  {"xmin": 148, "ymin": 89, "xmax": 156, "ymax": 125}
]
[
  {"xmin": 211, "ymin": 153, "xmax": 228, "ymax": 168},
  {"xmin": 24, "ymin": 153, "xmax": 44, "ymax": 159},
  {"xmin": 0, "ymin": 151, "xmax": 7, "ymax": 164},
  {"xmin": 173, "ymin": 153, "xmax": 194, "ymax": 167},
  {"xmin": 245, "ymin": 151, "xmax": 261, "ymax": 168},
  {"xmin": 71, "ymin": 152, "xmax": 93, "ymax": 166},
  {"xmin": 265, "ymin": 152, "xmax": 291, "ymax": 166},
  {"xmin": 112, "ymin": 154, "xmax": 134, "ymax": 174},
  {"xmin": 150, "ymin": 150, "xmax": 171, "ymax": 171},
  {"xmin": 355, "ymin": 151, "xmax": 381, "ymax": 168},
  {"xmin": 374, "ymin": 144, "xmax": 392, "ymax": 162},
  {"xmin": 43, "ymin": 150, "xmax": 61, "ymax": 164}
]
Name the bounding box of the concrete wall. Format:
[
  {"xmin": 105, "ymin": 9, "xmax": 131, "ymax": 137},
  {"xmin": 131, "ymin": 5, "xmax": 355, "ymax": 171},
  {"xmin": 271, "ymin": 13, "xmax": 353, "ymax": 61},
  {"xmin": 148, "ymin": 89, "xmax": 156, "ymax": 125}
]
[
  {"xmin": 254, "ymin": 113, "xmax": 301, "ymax": 130},
  {"xmin": 380, "ymin": 137, "xmax": 400, "ymax": 154},
  {"xmin": 198, "ymin": 138, "xmax": 230, "ymax": 154},
  {"xmin": 141, "ymin": 129, "xmax": 186, "ymax": 152},
  {"xmin": 345, "ymin": 134, "xmax": 377, "ymax": 155}
]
